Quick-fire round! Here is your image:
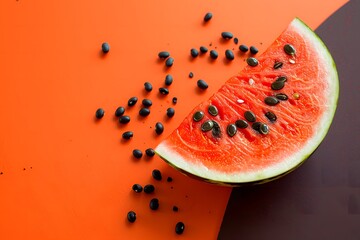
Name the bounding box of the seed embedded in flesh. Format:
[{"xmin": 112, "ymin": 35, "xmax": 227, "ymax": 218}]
[
  {"xmin": 197, "ymin": 79, "xmax": 209, "ymax": 90},
  {"xmin": 149, "ymin": 198, "xmax": 159, "ymax": 210},
  {"xmin": 144, "ymin": 82, "xmax": 153, "ymax": 92},
  {"xmin": 221, "ymin": 32, "xmax": 233, "ymax": 39},
  {"xmin": 212, "ymin": 121, "xmax": 222, "ymax": 138},
  {"xmin": 139, "ymin": 108, "xmax": 150, "ymax": 117},
  {"xmin": 265, "ymin": 111, "xmax": 277, "ymax": 122},
  {"xmin": 225, "ymin": 49, "xmax": 234, "ymax": 60},
  {"xmin": 250, "ymin": 46, "xmax": 258, "ymax": 54},
  {"xmin": 259, "ymin": 123, "xmax": 269, "ymax": 135},
  {"xmin": 119, "ymin": 115, "xmax": 131, "ymax": 124},
  {"xmin": 166, "ymin": 108, "xmax": 175, "ymax": 118},
  {"xmin": 274, "ymin": 61, "xmax": 283, "ymax": 69},
  {"xmin": 252, "ymin": 122, "xmax": 261, "ymax": 131},
  {"xmin": 193, "ymin": 111, "xmax": 204, "ymax": 122},
  {"xmin": 152, "ymin": 169, "xmax": 162, "ymax": 181},
  {"xmin": 293, "ymin": 92, "xmax": 300, "ymax": 99},
  {"xmin": 127, "ymin": 211, "xmax": 136, "ymax": 223},
  {"xmin": 276, "ymin": 76, "xmax": 287, "ymax": 83},
  {"xmin": 226, "ymin": 124, "xmax": 237, "ymax": 137},
  {"xmin": 167, "ymin": 177, "xmax": 173, "ymax": 182},
  {"xmin": 264, "ymin": 96, "xmax": 280, "ymax": 106},
  {"xmin": 145, "ymin": 148, "xmax": 155, "ymax": 157},
  {"xmin": 204, "ymin": 12, "xmax": 213, "ymax": 22},
  {"xmin": 158, "ymin": 51, "xmax": 170, "ymax": 59},
  {"xmin": 132, "ymin": 149, "xmax": 143, "ymax": 159},
  {"xmin": 132, "ymin": 184, "xmax": 143, "ymax": 193},
  {"xmin": 165, "ymin": 57, "xmax": 174, "ymax": 67},
  {"xmin": 284, "ymin": 44, "xmax": 296, "ymax": 55},
  {"xmin": 239, "ymin": 44, "xmax": 249, "ymax": 52},
  {"xmin": 155, "ymin": 122, "xmax": 164, "ymax": 135},
  {"xmin": 201, "ymin": 120, "xmax": 214, "ymax": 132},
  {"xmin": 190, "ymin": 48, "xmax": 199, "ymax": 58},
  {"xmin": 165, "ymin": 74, "xmax": 173, "ymax": 86},
  {"xmin": 122, "ymin": 131, "xmax": 133, "ymax": 140},
  {"xmin": 128, "ymin": 97, "xmax": 138, "ymax": 107},
  {"xmin": 208, "ymin": 105, "xmax": 218, "ymax": 116},
  {"xmin": 95, "ymin": 108, "xmax": 105, "ymax": 119},
  {"xmin": 235, "ymin": 119, "xmax": 248, "ymax": 129},
  {"xmin": 144, "ymin": 184, "xmax": 155, "ymax": 194},
  {"xmin": 159, "ymin": 87, "xmax": 169, "ymax": 95},
  {"xmin": 244, "ymin": 111, "xmax": 256, "ymax": 122},
  {"xmin": 209, "ymin": 50, "xmax": 218, "ymax": 59},
  {"xmin": 275, "ymin": 93, "xmax": 288, "ymax": 101},
  {"xmin": 173, "ymin": 206, "xmax": 179, "ymax": 212},
  {"xmin": 271, "ymin": 81, "xmax": 285, "ymax": 90},
  {"xmin": 115, "ymin": 107, "xmax": 125, "ymax": 117},
  {"xmin": 247, "ymin": 57, "xmax": 258, "ymax": 67},
  {"xmin": 175, "ymin": 222, "xmax": 185, "ymax": 235}
]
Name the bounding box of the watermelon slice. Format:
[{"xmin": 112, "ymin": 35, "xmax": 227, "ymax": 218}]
[{"xmin": 155, "ymin": 18, "xmax": 339, "ymax": 185}]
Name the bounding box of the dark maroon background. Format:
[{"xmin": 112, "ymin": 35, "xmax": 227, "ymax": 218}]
[{"xmin": 218, "ymin": 1, "xmax": 360, "ymax": 239}]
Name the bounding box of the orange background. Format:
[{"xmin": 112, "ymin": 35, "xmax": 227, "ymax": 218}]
[{"xmin": 0, "ymin": 0, "xmax": 347, "ymax": 239}]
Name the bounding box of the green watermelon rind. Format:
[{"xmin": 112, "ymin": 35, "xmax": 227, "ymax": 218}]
[{"xmin": 155, "ymin": 18, "xmax": 339, "ymax": 186}]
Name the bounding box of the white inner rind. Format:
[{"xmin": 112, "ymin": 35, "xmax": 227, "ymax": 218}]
[{"xmin": 155, "ymin": 18, "xmax": 339, "ymax": 184}]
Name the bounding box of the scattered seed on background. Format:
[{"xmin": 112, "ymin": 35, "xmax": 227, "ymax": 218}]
[
  {"xmin": 95, "ymin": 108, "xmax": 105, "ymax": 119},
  {"xmin": 204, "ymin": 12, "xmax": 213, "ymax": 22},
  {"xmin": 128, "ymin": 97, "xmax": 138, "ymax": 107},
  {"xmin": 235, "ymin": 119, "xmax": 248, "ymax": 129},
  {"xmin": 275, "ymin": 93, "xmax": 288, "ymax": 101},
  {"xmin": 152, "ymin": 169, "xmax": 162, "ymax": 181},
  {"xmin": 188, "ymin": 72, "xmax": 194, "ymax": 78},
  {"xmin": 201, "ymin": 120, "xmax": 214, "ymax": 132},
  {"xmin": 144, "ymin": 184, "xmax": 155, "ymax": 194},
  {"xmin": 173, "ymin": 206, "xmax": 179, "ymax": 212},
  {"xmin": 246, "ymin": 57, "xmax": 259, "ymax": 67},
  {"xmin": 159, "ymin": 87, "xmax": 169, "ymax": 95},
  {"xmin": 122, "ymin": 131, "xmax": 133, "ymax": 140},
  {"xmin": 155, "ymin": 122, "xmax": 164, "ymax": 135},
  {"xmin": 234, "ymin": 38, "xmax": 239, "ymax": 44},
  {"xmin": 197, "ymin": 79, "xmax": 208, "ymax": 90},
  {"xmin": 244, "ymin": 111, "xmax": 256, "ymax": 122},
  {"xmin": 165, "ymin": 57, "xmax": 174, "ymax": 67},
  {"xmin": 190, "ymin": 48, "xmax": 199, "ymax": 58},
  {"xmin": 158, "ymin": 51, "xmax": 170, "ymax": 59},
  {"xmin": 209, "ymin": 50, "xmax": 218, "ymax": 59},
  {"xmin": 271, "ymin": 80, "xmax": 285, "ymax": 90},
  {"xmin": 127, "ymin": 211, "xmax": 136, "ymax": 223},
  {"xmin": 167, "ymin": 108, "xmax": 175, "ymax": 118},
  {"xmin": 193, "ymin": 111, "xmax": 204, "ymax": 122},
  {"xmin": 259, "ymin": 123, "xmax": 269, "ymax": 135},
  {"xmin": 139, "ymin": 108, "xmax": 150, "ymax": 117},
  {"xmin": 225, "ymin": 49, "xmax": 234, "ymax": 60},
  {"xmin": 221, "ymin": 32, "xmax": 233, "ymax": 39},
  {"xmin": 142, "ymin": 99, "xmax": 152, "ymax": 107},
  {"xmin": 264, "ymin": 96, "xmax": 280, "ymax": 106},
  {"xmin": 175, "ymin": 222, "xmax": 185, "ymax": 235},
  {"xmin": 274, "ymin": 61, "xmax": 283, "ymax": 69},
  {"xmin": 226, "ymin": 124, "xmax": 237, "ymax": 137},
  {"xmin": 172, "ymin": 97, "xmax": 178, "ymax": 104},
  {"xmin": 208, "ymin": 105, "xmax": 218, "ymax": 116},
  {"xmin": 145, "ymin": 148, "xmax": 155, "ymax": 157},
  {"xmin": 119, "ymin": 115, "xmax": 131, "ymax": 124},
  {"xmin": 149, "ymin": 198, "xmax": 159, "ymax": 210},
  {"xmin": 132, "ymin": 149, "xmax": 143, "ymax": 159},
  {"xmin": 265, "ymin": 111, "xmax": 277, "ymax": 122},
  {"xmin": 115, "ymin": 107, "xmax": 125, "ymax": 117},
  {"xmin": 239, "ymin": 44, "xmax": 249, "ymax": 53},
  {"xmin": 167, "ymin": 177, "xmax": 173, "ymax": 182},
  {"xmin": 284, "ymin": 44, "xmax": 296, "ymax": 55},
  {"xmin": 165, "ymin": 74, "xmax": 173, "ymax": 86},
  {"xmin": 101, "ymin": 42, "xmax": 110, "ymax": 53},
  {"xmin": 144, "ymin": 82, "xmax": 153, "ymax": 92},
  {"xmin": 200, "ymin": 46, "xmax": 208, "ymax": 53},
  {"xmin": 132, "ymin": 184, "xmax": 143, "ymax": 193},
  {"xmin": 249, "ymin": 46, "xmax": 259, "ymax": 54}
]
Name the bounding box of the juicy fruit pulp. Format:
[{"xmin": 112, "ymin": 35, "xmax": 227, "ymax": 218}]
[{"xmin": 155, "ymin": 18, "xmax": 339, "ymax": 185}]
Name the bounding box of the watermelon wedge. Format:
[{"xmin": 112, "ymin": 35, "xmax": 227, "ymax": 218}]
[{"xmin": 155, "ymin": 18, "xmax": 339, "ymax": 186}]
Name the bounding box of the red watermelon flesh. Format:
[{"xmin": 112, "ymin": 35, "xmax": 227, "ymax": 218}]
[{"xmin": 155, "ymin": 18, "xmax": 339, "ymax": 185}]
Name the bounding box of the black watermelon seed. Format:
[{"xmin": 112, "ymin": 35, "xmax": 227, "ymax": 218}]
[
  {"xmin": 200, "ymin": 46, "xmax": 208, "ymax": 53},
  {"xmin": 173, "ymin": 206, "xmax": 179, "ymax": 212},
  {"xmin": 155, "ymin": 122, "xmax": 164, "ymax": 135},
  {"xmin": 158, "ymin": 51, "xmax": 170, "ymax": 59},
  {"xmin": 209, "ymin": 50, "xmax": 218, "ymax": 59},
  {"xmin": 119, "ymin": 115, "xmax": 131, "ymax": 124},
  {"xmin": 239, "ymin": 44, "xmax": 249, "ymax": 53},
  {"xmin": 221, "ymin": 32, "xmax": 233, "ymax": 39},
  {"xmin": 132, "ymin": 184, "xmax": 143, "ymax": 193},
  {"xmin": 235, "ymin": 119, "xmax": 248, "ymax": 129},
  {"xmin": 175, "ymin": 222, "xmax": 185, "ymax": 235},
  {"xmin": 190, "ymin": 48, "xmax": 199, "ymax": 58},
  {"xmin": 142, "ymin": 99, "xmax": 152, "ymax": 107},
  {"xmin": 276, "ymin": 76, "xmax": 287, "ymax": 83},
  {"xmin": 275, "ymin": 93, "xmax": 288, "ymax": 101},
  {"xmin": 139, "ymin": 108, "xmax": 150, "ymax": 117},
  {"xmin": 212, "ymin": 121, "xmax": 221, "ymax": 138},
  {"xmin": 115, "ymin": 107, "xmax": 125, "ymax": 117},
  {"xmin": 225, "ymin": 49, "xmax": 234, "ymax": 60},
  {"xmin": 144, "ymin": 184, "xmax": 155, "ymax": 194},
  {"xmin": 172, "ymin": 97, "xmax": 178, "ymax": 104},
  {"xmin": 259, "ymin": 123, "xmax": 269, "ymax": 135},
  {"xmin": 201, "ymin": 120, "xmax": 214, "ymax": 132},
  {"xmin": 204, "ymin": 12, "xmax": 213, "ymax": 22},
  {"xmin": 145, "ymin": 148, "xmax": 155, "ymax": 157},
  {"xmin": 101, "ymin": 42, "xmax": 110, "ymax": 53},
  {"xmin": 95, "ymin": 108, "xmax": 105, "ymax": 119},
  {"xmin": 122, "ymin": 131, "xmax": 133, "ymax": 140},
  {"xmin": 234, "ymin": 38, "xmax": 239, "ymax": 44},
  {"xmin": 167, "ymin": 108, "xmax": 175, "ymax": 118},
  {"xmin": 284, "ymin": 44, "xmax": 296, "ymax": 55},
  {"xmin": 165, "ymin": 74, "xmax": 174, "ymax": 86},
  {"xmin": 165, "ymin": 57, "xmax": 174, "ymax": 67},
  {"xmin": 132, "ymin": 149, "xmax": 143, "ymax": 159},
  {"xmin": 252, "ymin": 122, "xmax": 261, "ymax": 131},
  {"xmin": 208, "ymin": 105, "xmax": 218, "ymax": 116},
  {"xmin": 144, "ymin": 82, "xmax": 153, "ymax": 92},
  {"xmin": 159, "ymin": 87, "xmax": 169, "ymax": 95},
  {"xmin": 271, "ymin": 81, "xmax": 285, "ymax": 90},
  {"xmin": 189, "ymin": 72, "xmax": 194, "ymax": 78},
  {"xmin": 152, "ymin": 169, "xmax": 162, "ymax": 181},
  {"xmin": 265, "ymin": 111, "xmax": 277, "ymax": 122},
  {"xmin": 250, "ymin": 46, "xmax": 259, "ymax": 54},
  {"xmin": 128, "ymin": 97, "xmax": 138, "ymax": 107},
  {"xmin": 193, "ymin": 111, "xmax": 204, "ymax": 122},
  {"xmin": 274, "ymin": 61, "xmax": 283, "ymax": 69},
  {"xmin": 167, "ymin": 177, "xmax": 173, "ymax": 182},
  {"xmin": 244, "ymin": 111, "xmax": 256, "ymax": 122},
  {"xmin": 127, "ymin": 211, "xmax": 136, "ymax": 223},
  {"xmin": 197, "ymin": 79, "xmax": 208, "ymax": 90},
  {"xmin": 149, "ymin": 198, "xmax": 159, "ymax": 210},
  {"xmin": 247, "ymin": 57, "xmax": 258, "ymax": 67},
  {"xmin": 264, "ymin": 96, "xmax": 279, "ymax": 106},
  {"xmin": 226, "ymin": 124, "xmax": 237, "ymax": 137}
]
